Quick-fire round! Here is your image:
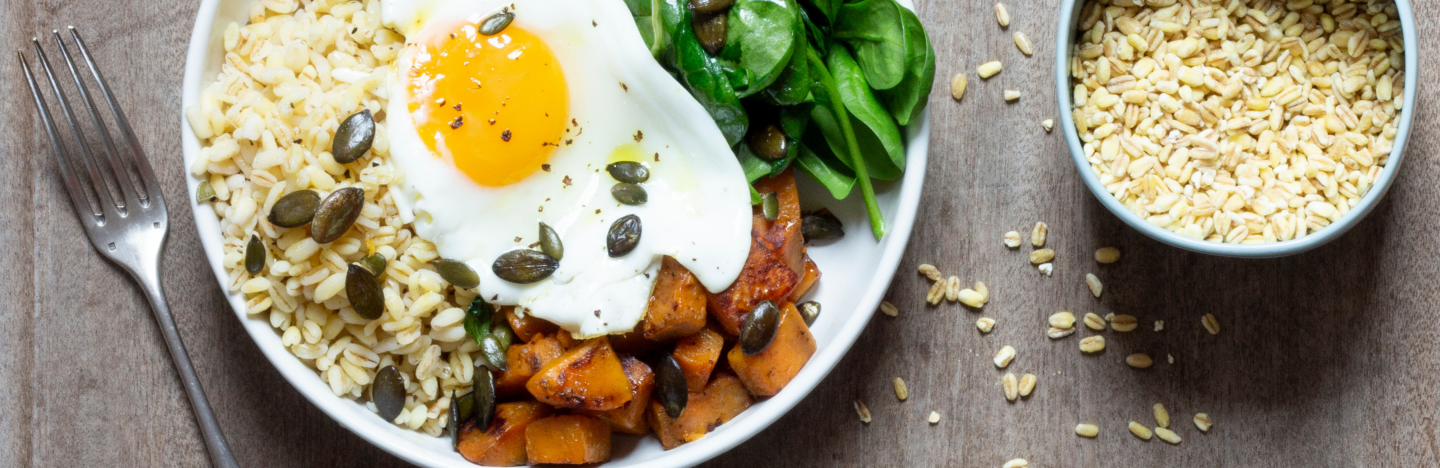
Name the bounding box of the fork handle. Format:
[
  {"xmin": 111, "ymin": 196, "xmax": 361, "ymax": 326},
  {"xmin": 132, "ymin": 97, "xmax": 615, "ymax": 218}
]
[{"xmin": 138, "ymin": 272, "xmax": 241, "ymax": 468}]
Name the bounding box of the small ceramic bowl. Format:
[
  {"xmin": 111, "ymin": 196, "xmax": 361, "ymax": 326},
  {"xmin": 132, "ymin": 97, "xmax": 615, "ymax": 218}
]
[{"xmin": 1054, "ymin": 0, "xmax": 1417, "ymax": 258}]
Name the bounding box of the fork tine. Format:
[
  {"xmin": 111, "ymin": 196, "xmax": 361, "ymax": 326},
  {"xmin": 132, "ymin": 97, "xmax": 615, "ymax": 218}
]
[
  {"xmin": 31, "ymin": 37, "xmax": 124, "ymax": 215},
  {"xmin": 69, "ymin": 27, "xmax": 162, "ymax": 207},
  {"xmin": 19, "ymin": 49, "xmax": 103, "ymax": 221},
  {"xmin": 52, "ymin": 29, "xmax": 143, "ymax": 208}
]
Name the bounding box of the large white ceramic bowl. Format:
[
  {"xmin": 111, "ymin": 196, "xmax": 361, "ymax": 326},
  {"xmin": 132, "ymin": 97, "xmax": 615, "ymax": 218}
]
[{"xmin": 180, "ymin": 0, "xmax": 929, "ymax": 466}]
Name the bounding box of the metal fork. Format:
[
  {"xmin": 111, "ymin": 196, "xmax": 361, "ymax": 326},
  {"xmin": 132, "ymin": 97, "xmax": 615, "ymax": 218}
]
[{"xmin": 20, "ymin": 27, "xmax": 239, "ymax": 468}]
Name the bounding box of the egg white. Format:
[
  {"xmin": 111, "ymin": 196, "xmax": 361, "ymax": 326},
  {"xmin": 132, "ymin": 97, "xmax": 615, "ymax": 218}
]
[{"xmin": 382, "ymin": 0, "xmax": 752, "ymax": 338}]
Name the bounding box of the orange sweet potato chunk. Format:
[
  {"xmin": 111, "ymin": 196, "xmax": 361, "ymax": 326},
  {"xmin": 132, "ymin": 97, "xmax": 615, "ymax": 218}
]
[
  {"xmin": 646, "ymin": 372, "xmax": 753, "ymax": 450},
  {"xmin": 786, "ymin": 255, "xmax": 820, "ymax": 302},
  {"xmin": 585, "ymin": 356, "xmax": 655, "ymax": 434},
  {"xmin": 505, "ymin": 307, "xmax": 558, "ymax": 343},
  {"xmin": 495, "ymin": 335, "xmax": 565, "ymax": 398},
  {"xmin": 707, "ymin": 170, "xmax": 805, "ymax": 334},
  {"xmin": 673, "ymin": 328, "xmax": 725, "ymax": 392},
  {"xmin": 524, "ymin": 415, "xmax": 612, "ymax": 464},
  {"xmin": 457, "ymin": 401, "xmax": 553, "ymax": 466},
  {"xmin": 526, "ymin": 337, "xmax": 633, "ymax": 410},
  {"xmin": 727, "ymin": 302, "xmax": 817, "ymax": 397},
  {"xmin": 642, "ymin": 257, "xmax": 709, "ymax": 341}
]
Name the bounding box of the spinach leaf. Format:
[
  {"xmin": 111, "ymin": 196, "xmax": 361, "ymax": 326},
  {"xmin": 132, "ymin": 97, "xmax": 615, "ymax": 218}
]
[
  {"xmin": 650, "ymin": 0, "xmax": 682, "ymax": 59},
  {"xmin": 798, "ymin": 0, "xmax": 840, "ymax": 25},
  {"xmin": 719, "ymin": 0, "xmax": 799, "ymax": 97},
  {"xmin": 798, "ymin": 5, "xmax": 829, "ymax": 55},
  {"xmin": 737, "ymin": 100, "xmax": 809, "ymax": 179},
  {"xmin": 758, "ymin": 25, "xmax": 812, "ymax": 105},
  {"xmin": 806, "ymin": 47, "xmax": 884, "ymax": 238},
  {"xmin": 877, "ymin": 5, "xmax": 935, "ymax": 126},
  {"xmin": 830, "ymin": 0, "xmax": 906, "ymax": 90},
  {"xmin": 635, "ymin": 15, "xmax": 657, "ymax": 49},
  {"xmin": 625, "ymin": 0, "xmax": 652, "ymax": 16},
  {"xmin": 795, "ymin": 135, "xmax": 856, "ymax": 199},
  {"xmin": 655, "ymin": 0, "xmax": 750, "ymax": 145},
  {"xmin": 827, "ymin": 46, "xmax": 904, "ymax": 180}
]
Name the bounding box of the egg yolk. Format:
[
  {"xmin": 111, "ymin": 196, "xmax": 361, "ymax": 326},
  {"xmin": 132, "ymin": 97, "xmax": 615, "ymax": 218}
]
[{"xmin": 406, "ymin": 20, "xmax": 568, "ymax": 187}]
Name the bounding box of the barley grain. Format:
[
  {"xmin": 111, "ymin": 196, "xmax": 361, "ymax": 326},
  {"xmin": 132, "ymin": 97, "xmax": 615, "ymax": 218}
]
[
  {"xmin": 1013, "ymin": 32, "xmax": 1033, "ymax": 56},
  {"xmin": 893, "ymin": 377, "xmax": 909, "ymax": 401},
  {"xmin": 978, "ymin": 61, "xmax": 1003, "ymax": 79},
  {"xmin": 994, "ymin": 3, "xmax": 1010, "ymax": 27},
  {"xmin": 1047, "ymin": 326, "xmax": 1076, "ymax": 339},
  {"xmin": 1155, "ymin": 427, "xmax": 1182, "ymax": 445},
  {"xmin": 1083, "ymin": 312, "xmax": 1106, "ymax": 331},
  {"xmin": 1049, "ymin": 311, "xmax": 1075, "ymax": 329},
  {"xmin": 1075, "ymin": 423, "xmax": 1099, "ymax": 437},
  {"xmin": 994, "ymin": 345, "xmax": 1017, "ymax": 368},
  {"xmin": 918, "ymin": 263, "xmax": 942, "ymax": 281},
  {"xmin": 855, "ymin": 400, "xmax": 872, "ymax": 423},
  {"xmin": 1194, "ymin": 413, "xmax": 1213, "ymax": 432},
  {"xmin": 1029, "ymin": 249, "xmax": 1054, "ymax": 264},
  {"xmin": 950, "ymin": 73, "xmax": 968, "ymax": 101},
  {"xmin": 880, "ymin": 301, "xmax": 899, "ymax": 317},
  {"xmin": 1003, "ymin": 459, "xmax": 1028, "ymax": 468},
  {"xmin": 1202, "ymin": 314, "xmax": 1220, "ymax": 335},
  {"xmin": 1004, "ymin": 231, "xmax": 1022, "ymax": 248},
  {"xmin": 1111, "ymin": 314, "xmax": 1138, "ymax": 332},
  {"xmin": 1079, "ymin": 336, "xmax": 1105, "ymax": 353},
  {"xmin": 1030, "ymin": 222, "xmax": 1047, "ymax": 247},
  {"xmin": 977, "ymin": 317, "xmax": 997, "ymax": 333},
  {"xmin": 1153, "ymin": 403, "xmax": 1170, "ymax": 428},
  {"xmin": 1018, "ymin": 373, "xmax": 1036, "ymax": 396},
  {"xmin": 959, "ymin": 289, "xmax": 986, "ymax": 308},
  {"xmin": 1003, "ymin": 90, "xmax": 1021, "ymax": 102},
  {"xmin": 1002, "ymin": 373, "xmax": 1019, "ymax": 401},
  {"xmin": 1095, "ymin": 247, "xmax": 1120, "ymax": 264},
  {"xmin": 1085, "ymin": 273, "xmax": 1103, "ymax": 297},
  {"xmin": 1041, "ymin": 119, "xmax": 1054, "ymax": 132},
  {"xmin": 1129, "ymin": 422, "xmax": 1153, "ymax": 440},
  {"xmin": 1126, "ymin": 353, "xmax": 1154, "ymax": 369},
  {"xmin": 929, "ymin": 411, "xmax": 941, "ymax": 424}
]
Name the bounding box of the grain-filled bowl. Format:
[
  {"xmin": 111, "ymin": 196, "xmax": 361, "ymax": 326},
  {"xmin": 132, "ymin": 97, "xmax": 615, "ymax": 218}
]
[
  {"xmin": 181, "ymin": 0, "xmax": 931, "ymax": 465},
  {"xmin": 1055, "ymin": 0, "xmax": 1416, "ymax": 258}
]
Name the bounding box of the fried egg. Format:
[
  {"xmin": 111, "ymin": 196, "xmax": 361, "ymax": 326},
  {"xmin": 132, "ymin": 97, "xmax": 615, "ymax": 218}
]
[{"xmin": 381, "ymin": 0, "xmax": 752, "ymax": 337}]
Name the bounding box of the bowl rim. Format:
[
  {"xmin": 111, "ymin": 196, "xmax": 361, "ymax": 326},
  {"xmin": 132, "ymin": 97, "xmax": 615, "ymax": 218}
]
[
  {"xmin": 1053, "ymin": 0, "xmax": 1418, "ymax": 258},
  {"xmin": 179, "ymin": 0, "xmax": 930, "ymax": 466}
]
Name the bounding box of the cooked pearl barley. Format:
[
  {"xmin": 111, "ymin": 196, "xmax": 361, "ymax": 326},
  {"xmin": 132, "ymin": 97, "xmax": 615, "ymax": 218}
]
[
  {"xmin": 893, "ymin": 377, "xmax": 909, "ymax": 401},
  {"xmin": 1127, "ymin": 353, "xmax": 1154, "ymax": 368},
  {"xmin": 1129, "ymin": 422, "xmax": 1153, "ymax": 440},
  {"xmin": 1094, "ymin": 247, "xmax": 1120, "ymax": 264},
  {"xmin": 1203, "ymin": 313, "xmax": 1221, "ymax": 335},
  {"xmin": 855, "ymin": 400, "xmax": 872, "ymax": 423},
  {"xmin": 1042, "ymin": 119, "xmax": 1054, "ymax": 132},
  {"xmin": 1049, "ymin": 311, "xmax": 1076, "ymax": 329},
  {"xmin": 1003, "ymin": 459, "xmax": 1028, "ymax": 468},
  {"xmin": 1085, "ymin": 273, "xmax": 1103, "ymax": 297},
  {"xmin": 1004, "ymin": 231, "xmax": 1022, "ymax": 248},
  {"xmin": 1018, "ymin": 373, "xmax": 1036, "ymax": 397},
  {"xmin": 1154, "ymin": 404, "xmax": 1171, "ymax": 429},
  {"xmin": 1079, "ymin": 336, "xmax": 1105, "ymax": 353},
  {"xmin": 1075, "ymin": 423, "xmax": 1099, "ymax": 437},
  {"xmin": 978, "ymin": 61, "xmax": 1003, "ymax": 79},
  {"xmin": 994, "ymin": 345, "xmax": 1016, "ymax": 368},
  {"xmin": 1194, "ymin": 413, "xmax": 1213, "ymax": 432},
  {"xmin": 1037, "ymin": 263, "xmax": 1053, "ymax": 276},
  {"xmin": 1002, "ymin": 373, "xmax": 1018, "ymax": 401},
  {"xmin": 977, "ymin": 317, "xmax": 997, "ymax": 333},
  {"xmin": 959, "ymin": 289, "xmax": 987, "ymax": 308},
  {"xmin": 929, "ymin": 411, "xmax": 941, "ymax": 424},
  {"xmin": 1029, "ymin": 249, "xmax": 1054, "ymax": 264},
  {"xmin": 1155, "ymin": 427, "xmax": 1182, "ymax": 445},
  {"xmin": 974, "ymin": 282, "xmax": 989, "ymax": 303},
  {"xmin": 880, "ymin": 301, "xmax": 899, "ymax": 317},
  {"xmin": 1030, "ymin": 222, "xmax": 1047, "ymax": 247},
  {"xmin": 1013, "ymin": 32, "xmax": 1033, "ymax": 56},
  {"xmin": 918, "ymin": 263, "xmax": 942, "ymax": 281},
  {"xmin": 951, "ymin": 73, "xmax": 968, "ymax": 101},
  {"xmin": 1083, "ymin": 312, "xmax": 1106, "ymax": 331},
  {"xmin": 1047, "ymin": 326, "xmax": 1077, "ymax": 339},
  {"xmin": 1111, "ymin": 314, "xmax": 1139, "ymax": 332}
]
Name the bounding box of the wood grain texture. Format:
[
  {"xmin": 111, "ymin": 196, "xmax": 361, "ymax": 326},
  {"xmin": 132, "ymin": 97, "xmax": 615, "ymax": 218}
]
[{"xmin": 1, "ymin": 0, "xmax": 1437, "ymax": 467}]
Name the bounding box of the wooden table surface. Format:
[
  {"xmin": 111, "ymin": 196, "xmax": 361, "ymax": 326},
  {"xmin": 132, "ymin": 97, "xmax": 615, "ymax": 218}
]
[{"xmin": 2, "ymin": 0, "xmax": 1438, "ymax": 466}]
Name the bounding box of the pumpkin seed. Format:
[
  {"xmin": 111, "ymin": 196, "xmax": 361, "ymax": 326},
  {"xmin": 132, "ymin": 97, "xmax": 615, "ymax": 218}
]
[
  {"xmin": 611, "ymin": 183, "xmax": 648, "ymax": 205},
  {"xmin": 478, "ymin": 334, "xmax": 508, "ymax": 372},
  {"xmin": 371, "ymin": 365, "xmax": 406, "ymax": 422},
  {"xmin": 801, "ymin": 210, "xmax": 845, "ymax": 242},
  {"xmin": 605, "ymin": 161, "xmax": 650, "ymax": 183},
  {"xmin": 433, "ymin": 258, "xmax": 480, "ymax": 289},
  {"xmin": 693, "ymin": 11, "xmax": 727, "ymax": 56},
  {"xmin": 245, "ymin": 235, "xmax": 265, "ymax": 275},
  {"xmin": 538, "ymin": 222, "xmax": 564, "ymax": 260},
  {"xmin": 746, "ymin": 124, "xmax": 788, "ymax": 161},
  {"xmin": 740, "ymin": 300, "xmax": 780, "ymax": 355},
  {"xmin": 607, "ymin": 215, "xmax": 642, "ymax": 257},
  {"xmin": 195, "ymin": 181, "xmax": 216, "ymax": 203},
  {"xmin": 448, "ymin": 390, "xmax": 462, "ymax": 448},
  {"xmin": 689, "ymin": 0, "xmax": 735, "ymax": 14},
  {"xmin": 455, "ymin": 390, "xmax": 475, "ymax": 423},
  {"xmin": 360, "ymin": 253, "xmax": 386, "ymax": 276},
  {"xmin": 472, "ymin": 365, "xmax": 497, "ymax": 429},
  {"xmin": 310, "ymin": 187, "xmax": 364, "ymax": 243},
  {"xmin": 799, "ymin": 301, "xmax": 821, "ymax": 326},
  {"xmin": 491, "ymin": 321, "xmax": 516, "ymax": 349},
  {"xmin": 266, "ymin": 189, "xmax": 320, "ymax": 228},
  {"xmin": 761, "ymin": 192, "xmax": 779, "ymax": 220},
  {"xmin": 656, "ymin": 354, "xmax": 688, "ymax": 418},
  {"xmin": 346, "ymin": 263, "xmax": 384, "ymax": 320},
  {"xmin": 480, "ymin": 10, "xmax": 515, "ymax": 36},
  {"xmin": 332, "ymin": 110, "xmax": 375, "ymax": 164},
  {"xmin": 492, "ymin": 249, "xmax": 559, "ymax": 284}
]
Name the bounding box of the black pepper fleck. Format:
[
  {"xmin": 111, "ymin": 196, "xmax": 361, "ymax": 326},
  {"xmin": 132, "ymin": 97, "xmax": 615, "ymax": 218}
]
[
  {"xmin": 633, "ymin": 130, "xmax": 643, "ymax": 142},
  {"xmin": 514, "ymin": 236, "xmax": 522, "ymax": 242},
  {"xmin": 449, "ymin": 116, "xmax": 464, "ymax": 129},
  {"xmin": 654, "ymin": 152, "xmax": 660, "ymax": 161},
  {"xmin": 562, "ymin": 176, "xmax": 572, "ymax": 187},
  {"xmin": 489, "ymin": 119, "xmax": 496, "ymax": 125},
  {"xmin": 541, "ymin": 164, "xmax": 551, "ymax": 172},
  {"xmin": 620, "ymin": 82, "xmax": 628, "ymax": 92},
  {"xmin": 453, "ymin": 103, "xmax": 462, "ymax": 111},
  {"xmin": 501, "ymin": 130, "xmax": 512, "ymax": 141}
]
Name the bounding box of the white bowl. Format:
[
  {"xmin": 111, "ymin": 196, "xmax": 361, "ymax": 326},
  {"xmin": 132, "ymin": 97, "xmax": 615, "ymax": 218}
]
[{"xmin": 180, "ymin": 0, "xmax": 930, "ymax": 465}]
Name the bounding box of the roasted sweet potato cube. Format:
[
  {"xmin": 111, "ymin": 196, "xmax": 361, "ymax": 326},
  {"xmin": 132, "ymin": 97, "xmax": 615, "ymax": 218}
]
[
  {"xmin": 673, "ymin": 328, "xmax": 725, "ymax": 392},
  {"xmin": 786, "ymin": 256, "xmax": 820, "ymax": 302},
  {"xmin": 609, "ymin": 329, "xmax": 660, "ymax": 356},
  {"xmin": 505, "ymin": 307, "xmax": 558, "ymax": 343},
  {"xmin": 584, "ymin": 356, "xmax": 654, "ymax": 434},
  {"xmin": 524, "ymin": 415, "xmax": 612, "ymax": 464},
  {"xmin": 457, "ymin": 400, "xmax": 553, "ymax": 466},
  {"xmin": 727, "ymin": 302, "xmax": 816, "ymax": 397},
  {"xmin": 707, "ymin": 170, "xmax": 805, "ymax": 335},
  {"xmin": 526, "ymin": 337, "xmax": 633, "ymax": 410},
  {"xmin": 646, "ymin": 372, "xmax": 753, "ymax": 450},
  {"xmin": 555, "ymin": 331, "xmax": 579, "ymax": 350},
  {"xmin": 495, "ymin": 335, "xmax": 565, "ymax": 397},
  {"xmin": 642, "ymin": 257, "xmax": 709, "ymax": 341}
]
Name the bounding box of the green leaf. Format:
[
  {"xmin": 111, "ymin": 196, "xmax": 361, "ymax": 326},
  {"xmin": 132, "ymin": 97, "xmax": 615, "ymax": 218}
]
[
  {"xmin": 830, "ymin": 0, "xmax": 906, "ymax": 90},
  {"xmin": 635, "ymin": 15, "xmax": 656, "ymax": 50},
  {"xmin": 798, "ymin": 0, "xmax": 840, "ymax": 25},
  {"xmin": 795, "ymin": 138, "xmax": 855, "ymax": 199},
  {"xmin": 758, "ymin": 26, "xmax": 813, "ymax": 106},
  {"xmin": 656, "ymin": 0, "xmax": 750, "ymax": 145},
  {"xmin": 877, "ymin": 6, "xmax": 935, "ymax": 126},
  {"xmin": 826, "ymin": 46, "xmax": 904, "ymax": 180},
  {"xmin": 464, "ymin": 298, "xmax": 495, "ymax": 347},
  {"xmin": 806, "ymin": 47, "xmax": 884, "ymax": 238},
  {"xmin": 720, "ymin": 0, "xmax": 800, "ymax": 97},
  {"xmin": 625, "ymin": 0, "xmax": 652, "ymax": 16}
]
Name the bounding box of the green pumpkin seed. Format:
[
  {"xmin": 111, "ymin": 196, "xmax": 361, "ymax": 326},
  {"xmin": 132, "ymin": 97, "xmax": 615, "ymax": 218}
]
[
  {"xmin": 740, "ymin": 300, "xmax": 780, "ymax": 355},
  {"xmin": 760, "ymin": 192, "xmax": 779, "ymax": 221},
  {"xmin": 360, "ymin": 253, "xmax": 387, "ymax": 276},
  {"xmin": 456, "ymin": 390, "xmax": 475, "ymax": 423},
  {"xmin": 538, "ymin": 222, "xmax": 563, "ymax": 261},
  {"xmin": 433, "ymin": 259, "xmax": 480, "ymax": 289},
  {"xmin": 332, "ymin": 110, "xmax": 375, "ymax": 164},
  {"xmin": 605, "ymin": 161, "xmax": 650, "ymax": 183},
  {"xmin": 656, "ymin": 354, "xmax": 688, "ymax": 418},
  {"xmin": 611, "ymin": 183, "xmax": 648, "ymax": 205},
  {"xmin": 346, "ymin": 263, "xmax": 384, "ymax": 320},
  {"xmin": 606, "ymin": 215, "xmax": 642, "ymax": 257},
  {"xmin": 799, "ymin": 301, "xmax": 821, "ymax": 326},
  {"xmin": 801, "ymin": 210, "xmax": 845, "ymax": 242},
  {"xmin": 746, "ymin": 124, "xmax": 788, "ymax": 162},
  {"xmin": 267, "ymin": 190, "xmax": 321, "ymax": 228},
  {"xmin": 491, "ymin": 249, "xmax": 559, "ymax": 284},
  {"xmin": 479, "ymin": 334, "xmax": 508, "ymax": 372},
  {"xmin": 472, "ymin": 366, "xmax": 497, "ymax": 429},
  {"xmin": 372, "ymin": 365, "xmax": 406, "ymax": 422},
  {"xmin": 689, "ymin": 0, "xmax": 735, "ymax": 14},
  {"xmin": 195, "ymin": 181, "xmax": 216, "ymax": 203},
  {"xmin": 692, "ymin": 11, "xmax": 727, "ymax": 56},
  {"xmin": 449, "ymin": 390, "xmax": 462, "ymax": 448},
  {"xmin": 310, "ymin": 187, "xmax": 365, "ymax": 243},
  {"xmin": 245, "ymin": 235, "xmax": 265, "ymax": 275},
  {"xmin": 491, "ymin": 321, "xmax": 515, "ymax": 350},
  {"xmin": 480, "ymin": 10, "xmax": 515, "ymax": 36}
]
